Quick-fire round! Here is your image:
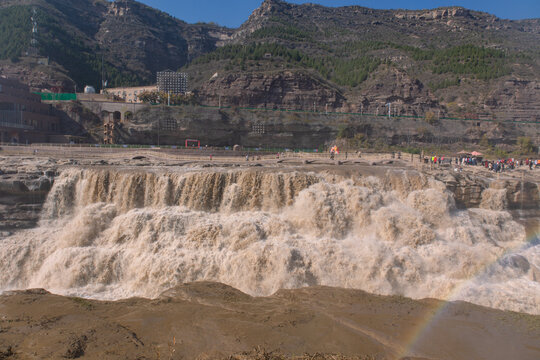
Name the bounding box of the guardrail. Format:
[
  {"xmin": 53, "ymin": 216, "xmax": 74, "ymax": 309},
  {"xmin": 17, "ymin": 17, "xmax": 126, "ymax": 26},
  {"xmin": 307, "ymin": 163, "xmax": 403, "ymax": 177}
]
[
  {"xmin": 0, "ymin": 143, "xmax": 398, "ymax": 163},
  {"xmin": 0, "ymin": 142, "xmax": 322, "ymax": 154},
  {"xmin": 0, "ymin": 122, "xmax": 33, "ymax": 130},
  {"xmin": 0, "ymin": 144, "xmax": 284, "ymax": 162}
]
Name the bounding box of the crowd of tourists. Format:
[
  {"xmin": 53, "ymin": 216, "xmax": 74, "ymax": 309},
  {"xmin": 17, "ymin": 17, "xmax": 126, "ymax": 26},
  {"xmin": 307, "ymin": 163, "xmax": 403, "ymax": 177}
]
[
  {"xmin": 481, "ymin": 158, "xmax": 538, "ymax": 172},
  {"xmin": 424, "ymin": 154, "xmax": 539, "ymax": 172}
]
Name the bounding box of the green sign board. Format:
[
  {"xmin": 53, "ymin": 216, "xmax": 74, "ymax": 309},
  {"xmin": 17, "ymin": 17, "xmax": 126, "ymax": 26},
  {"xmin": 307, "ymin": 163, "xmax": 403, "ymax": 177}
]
[{"xmin": 33, "ymin": 92, "xmax": 77, "ymax": 101}]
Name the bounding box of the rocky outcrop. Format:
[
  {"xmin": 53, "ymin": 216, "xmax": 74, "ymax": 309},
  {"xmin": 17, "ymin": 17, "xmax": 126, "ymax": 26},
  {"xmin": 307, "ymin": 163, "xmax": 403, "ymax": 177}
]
[
  {"xmin": 233, "ymin": 0, "xmax": 292, "ymax": 39},
  {"xmin": 0, "ymin": 62, "xmax": 75, "ymax": 93},
  {"xmin": 197, "ymin": 70, "xmax": 345, "ymax": 110},
  {"xmin": 436, "ymin": 172, "xmax": 540, "ymax": 210},
  {"xmin": 394, "ymin": 7, "xmax": 474, "ymax": 21},
  {"xmin": 0, "ymin": 163, "xmax": 57, "ymax": 236},
  {"xmin": 483, "ymin": 79, "xmax": 540, "ymax": 123},
  {"xmin": 352, "ymin": 67, "xmax": 439, "ymax": 116}
]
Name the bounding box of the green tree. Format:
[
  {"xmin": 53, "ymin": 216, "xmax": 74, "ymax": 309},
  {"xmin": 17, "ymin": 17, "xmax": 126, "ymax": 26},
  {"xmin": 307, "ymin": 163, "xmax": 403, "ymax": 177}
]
[{"xmin": 517, "ymin": 137, "xmax": 534, "ymax": 154}]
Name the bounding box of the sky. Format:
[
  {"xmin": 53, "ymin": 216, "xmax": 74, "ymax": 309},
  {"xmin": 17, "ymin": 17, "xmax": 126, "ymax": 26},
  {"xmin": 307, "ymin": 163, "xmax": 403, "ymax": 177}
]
[{"xmin": 136, "ymin": 0, "xmax": 540, "ymax": 27}]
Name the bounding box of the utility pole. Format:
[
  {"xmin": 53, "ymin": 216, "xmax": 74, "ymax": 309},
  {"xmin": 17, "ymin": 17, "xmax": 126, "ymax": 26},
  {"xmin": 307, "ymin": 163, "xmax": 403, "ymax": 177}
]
[{"xmin": 28, "ymin": 8, "xmax": 39, "ymax": 57}]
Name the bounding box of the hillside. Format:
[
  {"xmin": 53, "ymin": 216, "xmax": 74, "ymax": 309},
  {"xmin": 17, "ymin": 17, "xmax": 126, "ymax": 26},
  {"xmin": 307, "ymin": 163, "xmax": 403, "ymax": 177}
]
[
  {"xmin": 0, "ymin": 0, "xmax": 539, "ymax": 121},
  {"xmin": 0, "ymin": 0, "xmax": 232, "ymax": 90},
  {"xmin": 186, "ymin": 0, "xmax": 540, "ymax": 121}
]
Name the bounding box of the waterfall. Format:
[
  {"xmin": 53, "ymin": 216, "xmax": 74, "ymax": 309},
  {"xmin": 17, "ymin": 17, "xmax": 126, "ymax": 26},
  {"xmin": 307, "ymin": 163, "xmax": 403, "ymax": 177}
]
[{"xmin": 0, "ymin": 167, "xmax": 538, "ymax": 314}]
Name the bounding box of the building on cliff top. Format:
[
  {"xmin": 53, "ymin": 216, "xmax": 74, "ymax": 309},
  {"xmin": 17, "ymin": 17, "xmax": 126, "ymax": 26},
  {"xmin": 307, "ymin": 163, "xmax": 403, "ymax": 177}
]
[
  {"xmin": 0, "ymin": 77, "xmax": 60, "ymax": 144},
  {"xmin": 101, "ymin": 71, "xmax": 187, "ymax": 103},
  {"xmin": 103, "ymin": 85, "xmax": 158, "ymax": 103}
]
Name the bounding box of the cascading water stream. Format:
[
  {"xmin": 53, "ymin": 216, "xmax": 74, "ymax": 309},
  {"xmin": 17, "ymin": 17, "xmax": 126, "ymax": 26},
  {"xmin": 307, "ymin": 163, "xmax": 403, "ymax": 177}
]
[{"xmin": 0, "ymin": 167, "xmax": 538, "ymax": 314}]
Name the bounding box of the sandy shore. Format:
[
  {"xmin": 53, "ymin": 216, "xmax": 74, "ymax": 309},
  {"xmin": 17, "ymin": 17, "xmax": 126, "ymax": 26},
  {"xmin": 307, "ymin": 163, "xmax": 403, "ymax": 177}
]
[{"xmin": 1, "ymin": 283, "xmax": 539, "ymax": 360}]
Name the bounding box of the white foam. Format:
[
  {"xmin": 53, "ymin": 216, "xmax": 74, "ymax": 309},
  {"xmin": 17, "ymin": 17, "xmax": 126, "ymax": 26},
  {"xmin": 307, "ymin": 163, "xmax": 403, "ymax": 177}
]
[{"xmin": 0, "ymin": 168, "xmax": 538, "ymax": 314}]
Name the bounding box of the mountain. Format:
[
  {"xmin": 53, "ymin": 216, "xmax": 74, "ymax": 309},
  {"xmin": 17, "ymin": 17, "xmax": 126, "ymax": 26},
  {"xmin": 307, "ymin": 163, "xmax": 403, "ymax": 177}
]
[
  {"xmin": 187, "ymin": 0, "xmax": 540, "ymax": 121},
  {"xmin": 0, "ymin": 0, "xmax": 539, "ymax": 121},
  {"xmin": 0, "ymin": 0, "xmax": 232, "ymax": 90}
]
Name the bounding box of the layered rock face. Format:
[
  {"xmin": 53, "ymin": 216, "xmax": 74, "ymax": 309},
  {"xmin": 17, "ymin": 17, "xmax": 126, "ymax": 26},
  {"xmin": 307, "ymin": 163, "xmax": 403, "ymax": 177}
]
[
  {"xmin": 436, "ymin": 172, "xmax": 540, "ymax": 210},
  {"xmin": 197, "ymin": 71, "xmax": 345, "ymax": 110},
  {"xmin": 483, "ymin": 80, "xmax": 540, "ymax": 123},
  {"xmin": 0, "ymin": 163, "xmax": 56, "ymax": 235},
  {"xmin": 117, "ymin": 105, "xmax": 539, "ymax": 148},
  {"xmin": 394, "ymin": 7, "xmax": 473, "ymax": 20},
  {"xmin": 351, "ymin": 68, "xmax": 439, "ymax": 116}
]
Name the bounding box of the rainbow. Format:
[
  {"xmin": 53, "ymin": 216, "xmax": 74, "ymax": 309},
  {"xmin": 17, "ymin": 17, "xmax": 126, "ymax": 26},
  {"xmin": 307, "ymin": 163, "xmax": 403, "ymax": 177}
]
[{"xmin": 396, "ymin": 227, "xmax": 540, "ymax": 359}]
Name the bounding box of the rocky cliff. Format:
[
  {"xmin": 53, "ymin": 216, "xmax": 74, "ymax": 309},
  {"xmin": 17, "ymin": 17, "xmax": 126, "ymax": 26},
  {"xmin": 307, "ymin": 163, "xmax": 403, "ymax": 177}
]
[
  {"xmin": 0, "ymin": 158, "xmax": 56, "ymax": 235},
  {"xmin": 197, "ymin": 70, "xmax": 345, "ymax": 110},
  {"xmin": 114, "ymin": 105, "xmax": 539, "ymax": 149}
]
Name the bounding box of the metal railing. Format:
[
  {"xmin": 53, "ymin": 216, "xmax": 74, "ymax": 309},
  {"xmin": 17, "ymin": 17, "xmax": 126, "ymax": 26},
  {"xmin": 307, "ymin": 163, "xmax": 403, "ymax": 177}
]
[{"xmin": 0, "ymin": 121, "xmax": 33, "ymax": 130}]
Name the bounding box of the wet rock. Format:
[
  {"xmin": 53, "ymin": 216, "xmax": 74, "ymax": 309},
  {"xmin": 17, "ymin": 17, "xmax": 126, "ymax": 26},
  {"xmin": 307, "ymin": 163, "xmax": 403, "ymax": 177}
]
[
  {"xmin": 24, "ymin": 176, "xmax": 52, "ymax": 192},
  {"xmin": 63, "ymin": 335, "xmax": 87, "ymax": 359},
  {"xmin": 499, "ymin": 255, "xmax": 530, "ymax": 274},
  {"xmin": 44, "ymin": 169, "xmax": 57, "ymax": 177},
  {"xmin": 0, "ymin": 345, "xmax": 14, "ymax": 358},
  {"xmin": 4, "ymin": 288, "xmax": 50, "ymax": 296},
  {"xmin": 0, "ymin": 180, "xmax": 28, "ymax": 193}
]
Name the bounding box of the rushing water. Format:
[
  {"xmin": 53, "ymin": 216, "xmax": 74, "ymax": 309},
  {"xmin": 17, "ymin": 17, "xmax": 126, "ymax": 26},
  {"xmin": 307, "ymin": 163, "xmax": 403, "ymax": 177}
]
[{"xmin": 0, "ymin": 167, "xmax": 538, "ymax": 314}]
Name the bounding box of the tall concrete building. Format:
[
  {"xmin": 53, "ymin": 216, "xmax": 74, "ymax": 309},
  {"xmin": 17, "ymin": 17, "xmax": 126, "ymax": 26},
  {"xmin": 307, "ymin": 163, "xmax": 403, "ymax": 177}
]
[
  {"xmin": 157, "ymin": 71, "xmax": 188, "ymax": 94},
  {"xmin": 0, "ymin": 77, "xmax": 60, "ymax": 143}
]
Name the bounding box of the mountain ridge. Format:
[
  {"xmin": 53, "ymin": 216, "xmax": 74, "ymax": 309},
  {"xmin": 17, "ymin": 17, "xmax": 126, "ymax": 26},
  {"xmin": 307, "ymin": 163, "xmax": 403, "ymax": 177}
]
[{"xmin": 0, "ymin": 0, "xmax": 538, "ymax": 121}]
